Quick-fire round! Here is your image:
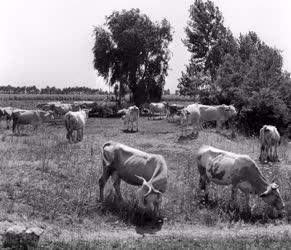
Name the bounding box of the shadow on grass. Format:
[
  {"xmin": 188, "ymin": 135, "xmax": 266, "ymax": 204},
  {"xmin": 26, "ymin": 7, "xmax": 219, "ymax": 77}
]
[
  {"xmin": 122, "ymin": 129, "xmax": 138, "ymax": 134},
  {"xmin": 200, "ymin": 197, "xmax": 284, "ymax": 224},
  {"xmin": 176, "ymin": 132, "xmax": 198, "ymax": 142},
  {"xmin": 8, "ymin": 133, "xmax": 29, "ymax": 137},
  {"xmin": 92, "ymin": 197, "xmax": 164, "ymax": 235}
]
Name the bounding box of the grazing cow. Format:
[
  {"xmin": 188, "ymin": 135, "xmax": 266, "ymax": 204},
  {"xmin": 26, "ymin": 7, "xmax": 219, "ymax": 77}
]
[
  {"xmin": 118, "ymin": 106, "xmax": 139, "ymax": 132},
  {"xmin": 148, "ymin": 102, "xmax": 168, "ymax": 120},
  {"xmin": 166, "ymin": 104, "xmax": 185, "ymax": 122},
  {"xmin": 259, "ymin": 125, "xmax": 280, "ymax": 163},
  {"xmin": 99, "ymin": 141, "xmax": 168, "ymax": 212},
  {"xmin": 12, "ymin": 110, "xmax": 54, "ymax": 135},
  {"xmin": 64, "ymin": 109, "xmax": 89, "ymax": 143},
  {"xmin": 197, "ymin": 145, "xmax": 285, "ymax": 212},
  {"xmin": 0, "ymin": 107, "xmax": 14, "ymax": 129}
]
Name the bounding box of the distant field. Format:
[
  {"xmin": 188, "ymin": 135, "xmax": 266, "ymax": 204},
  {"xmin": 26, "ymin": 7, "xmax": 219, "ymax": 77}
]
[
  {"xmin": 0, "ymin": 93, "xmax": 193, "ymax": 105},
  {"xmin": 0, "ymin": 97, "xmax": 289, "ymax": 248}
]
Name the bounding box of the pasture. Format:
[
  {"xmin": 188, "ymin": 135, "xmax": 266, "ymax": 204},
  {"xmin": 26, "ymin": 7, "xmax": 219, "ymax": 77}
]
[{"xmin": 0, "ymin": 99, "xmax": 290, "ymax": 249}]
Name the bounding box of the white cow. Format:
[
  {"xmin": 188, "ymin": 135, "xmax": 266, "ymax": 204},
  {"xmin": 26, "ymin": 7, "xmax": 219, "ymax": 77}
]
[
  {"xmin": 99, "ymin": 141, "xmax": 168, "ymax": 212},
  {"xmin": 64, "ymin": 109, "xmax": 89, "ymax": 143},
  {"xmin": 119, "ymin": 106, "xmax": 139, "ymax": 132},
  {"xmin": 197, "ymin": 145, "xmax": 285, "ymax": 212},
  {"xmin": 259, "ymin": 125, "xmax": 280, "ymax": 163},
  {"xmin": 12, "ymin": 110, "xmax": 54, "ymax": 135},
  {"xmin": 180, "ymin": 103, "xmax": 237, "ymax": 137},
  {"xmin": 148, "ymin": 102, "xmax": 168, "ymax": 120}
]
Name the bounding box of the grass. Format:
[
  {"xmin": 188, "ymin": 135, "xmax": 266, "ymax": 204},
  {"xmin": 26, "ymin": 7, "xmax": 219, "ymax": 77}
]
[{"xmin": 0, "ymin": 98, "xmax": 290, "ymax": 248}]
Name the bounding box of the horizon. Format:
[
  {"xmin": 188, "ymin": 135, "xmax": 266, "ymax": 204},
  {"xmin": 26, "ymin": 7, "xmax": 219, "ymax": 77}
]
[{"xmin": 1, "ymin": 0, "xmax": 291, "ymax": 92}]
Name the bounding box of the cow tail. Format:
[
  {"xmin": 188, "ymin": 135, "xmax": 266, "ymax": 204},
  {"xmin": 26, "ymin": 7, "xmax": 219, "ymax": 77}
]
[{"xmin": 102, "ymin": 142, "xmax": 114, "ymax": 168}]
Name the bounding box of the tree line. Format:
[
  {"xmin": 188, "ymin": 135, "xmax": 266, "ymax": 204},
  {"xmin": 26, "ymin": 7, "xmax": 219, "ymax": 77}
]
[
  {"xmin": 92, "ymin": 1, "xmax": 290, "ymax": 136},
  {"xmin": 0, "ymin": 85, "xmax": 109, "ymax": 95}
]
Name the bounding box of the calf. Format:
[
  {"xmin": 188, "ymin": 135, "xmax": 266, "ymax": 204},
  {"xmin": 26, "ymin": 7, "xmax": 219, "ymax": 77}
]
[
  {"xmin": 166, "ymin": 104, "xmax": 184, "ymax": 123},
  {"xmin": 259, "ymin": 125, "xmax": 280, "ymax": 163},
  {"xmin": 99, "ymin": 141, "xmax": 168, "ymax": 212},
  {"xmin": 119, "ymin": 106, "xmax": 139, "ymax": 132},
  {"xmin": 197, "ymin": 145, "xmax": 285, "ymax": 212},
  {"xmin": 64, "ymin": 109, "xmax": 89, "ymax": 143}
]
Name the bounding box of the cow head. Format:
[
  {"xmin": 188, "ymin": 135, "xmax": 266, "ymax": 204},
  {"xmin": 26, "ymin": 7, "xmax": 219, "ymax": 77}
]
[
  {"xmin": 180, "ymin": 109, "xmax": 190, "ymax": 127},
  {"xmin": 135, "ymin": 168, "xmax": 163, "ymax": 211},
  {"xmin": 260, "ymin": 183, "xmax": 285, "ymax": 210},
  {"xmin": 46, "ymin": 111, "xmax": 55, "ymax": 121}
]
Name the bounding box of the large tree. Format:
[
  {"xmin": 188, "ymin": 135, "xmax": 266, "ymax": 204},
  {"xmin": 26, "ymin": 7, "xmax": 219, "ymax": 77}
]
[
  {"xmin": 92, "ymin": 9, "xmax": 172, "ymax": 106},
  {"xmin": 178, "ymin": 0, "xmax": 236, "ymax": 96}
]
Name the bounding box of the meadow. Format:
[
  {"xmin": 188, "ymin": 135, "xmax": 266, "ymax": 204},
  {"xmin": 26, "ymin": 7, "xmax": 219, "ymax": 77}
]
[{"xmin": 0, "ymin": 97, "xmax": 290, "ymax": 249}]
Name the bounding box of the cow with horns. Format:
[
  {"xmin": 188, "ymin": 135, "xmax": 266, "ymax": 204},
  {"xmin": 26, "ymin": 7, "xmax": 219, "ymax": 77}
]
[{"xmin": 99, "ymin": 141, "xmax": 168, "ymax": 212}]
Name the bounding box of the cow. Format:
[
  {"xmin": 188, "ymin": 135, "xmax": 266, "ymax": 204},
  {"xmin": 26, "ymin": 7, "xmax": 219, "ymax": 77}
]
[
  {"xmin": 197, "ymin": 145, "xmax": 285, "ymax": 212},
  {"xmin": 166, "ymin": 104, "xmax": 185, "ymax": 123},
  {"xmin": 53, "ymin": 103, "xmax": 74, "ymax": 116},
  {"xmin": 0, "ymin": 107, "xmax": 14, "ymax": 129},
  {"xmin": 36, "ymin": 101, "xmax": 62, "ymax": 112},
  {"xmin": 118, "ymin": 106, "xmax": 139, "ymax": 132},
  {"xmin": 148, "ymin": 102, "xmax": 168, "ymax": 120},
  {"xmin": 99, "ymin": 141, "xmax": 168, "ymax": 212},
  {"xmin": 180, "ymin": 103, "xmax": 201, "ymax": 137},
  {"xmin": 259, "ymin": 125, "xmax": 280, "ymax": 163},
  {"xmin": 198, "ymin": 104, "xmax": 237, "ymax": 129},
  {"xmin": 12, "ymin": 110, "xmax": 54, "ymax": 135},
  {"xmin": 64, "ymin": 109, "xmax": 89, "ymax": 143},
  {"xmin": 180, "ymin": 103, "xmax": 237, "ymax": 137}
]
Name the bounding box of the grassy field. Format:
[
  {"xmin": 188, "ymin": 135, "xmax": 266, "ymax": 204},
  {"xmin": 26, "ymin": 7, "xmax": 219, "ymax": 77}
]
[{"xmin": 0, "ymin": 99, "xmax": 290, "ymax": 249}]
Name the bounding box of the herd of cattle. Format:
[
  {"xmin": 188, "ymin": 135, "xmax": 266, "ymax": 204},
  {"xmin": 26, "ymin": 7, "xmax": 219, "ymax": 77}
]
[{"xmin": 0, "ymin": 100, "xmax": 286, "ymax": 216}]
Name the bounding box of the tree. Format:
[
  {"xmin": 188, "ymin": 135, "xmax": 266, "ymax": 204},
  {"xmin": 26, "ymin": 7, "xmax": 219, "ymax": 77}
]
[
  {"xmin": 178, "ymin": 0, "xmax": 236, "ymax": 96},
  {"xmin": 92, "ymin": 8, "xmax": 173, "ymax": 106}
]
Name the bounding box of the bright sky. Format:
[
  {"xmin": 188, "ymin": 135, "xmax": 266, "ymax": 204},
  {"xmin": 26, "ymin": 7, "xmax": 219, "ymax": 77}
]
[{"xmin": 0, "ymin": 0, "xmax": 291, "ymax": 92}]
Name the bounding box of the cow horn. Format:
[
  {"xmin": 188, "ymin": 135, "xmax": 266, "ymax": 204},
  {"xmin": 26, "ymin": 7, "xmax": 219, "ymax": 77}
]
[
  {"xmin": 152, "ymin": 186, "xmax": 162, "ymax": 194},
  {"xmin": 135, "ymin": 175, "xmax": 152, "ymax": 196}
]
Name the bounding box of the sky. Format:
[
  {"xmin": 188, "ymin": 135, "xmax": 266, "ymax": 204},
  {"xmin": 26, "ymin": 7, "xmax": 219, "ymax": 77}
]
[{"xmin": 0, "ymin": 0, "xmax": 291, "ymax": 92}]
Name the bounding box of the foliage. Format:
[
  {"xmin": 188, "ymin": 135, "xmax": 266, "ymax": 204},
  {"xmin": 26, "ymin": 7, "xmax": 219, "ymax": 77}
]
[
  {"xmin": 179, "ymin": 0, "xmax": 290, "ymax": 136},
  {"xmin": 0, "ymin": 85, "xmax": 107, "ymax": 95},
  {"xmin": 92, "ymin": 9, "xmax": 173, "ymax": 106}
]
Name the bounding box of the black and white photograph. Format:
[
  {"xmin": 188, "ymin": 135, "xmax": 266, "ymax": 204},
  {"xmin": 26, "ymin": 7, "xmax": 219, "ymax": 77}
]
[{"xmin": 0, "ymin": 0, "xmax": 290, "ymax": 249}]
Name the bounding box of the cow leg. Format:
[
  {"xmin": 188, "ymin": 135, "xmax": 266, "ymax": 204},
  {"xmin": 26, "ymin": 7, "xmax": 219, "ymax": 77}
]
[
  {"xmin": 111, "ymin": 171, "xmax": 122, "ymax": 201},
  {"xmin": 274, "ymin": 144, "xmax": 279, "ymax": 162},
  {"xmin": 12, "ymin": 120, "xmax": 17, "ymax": 134},
  {"xmin": 199, "ymin": 174, "xmax": 209, "ymax": 204},
  {"xmin": 6, "ymin": 118, "xmax": 10, "ymax": 129},
  {"xmin": 77, "ymin": 128, "xmax": 83, "ymax": 142},
  {"xmin": 230, "ymin": 186, "xmax": 238, "ymax": 209},
  {"xmin": 216, "ymin": 120, "xmax": 222, "ymax": 132},
  {"xmin": 244, "ymin": 193, "xmax": 251, "ymax": 214},
  {"xmin": 136, "ymin": 119, "xmax": 138, "ymax": 132},
  {"xmin": 66, "ymin": 130, "xmax": 73, "ymax": 143},
  {"xmin": 259, "ymin": 145, "xmax": 265, "ymax": 163},
  {"xmin": 98, "ymin": 169, "xmax": 111, "ymax": 202}
]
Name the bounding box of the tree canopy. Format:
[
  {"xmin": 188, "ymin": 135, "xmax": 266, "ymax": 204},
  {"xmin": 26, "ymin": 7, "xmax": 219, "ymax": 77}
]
[
  {"xmin": 92, "ymin": 8, "xmax": 173, "ymax": 106},
  {"xmin": 178, "ymin": 0, "xmax": 290, "ymax": 136}
]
